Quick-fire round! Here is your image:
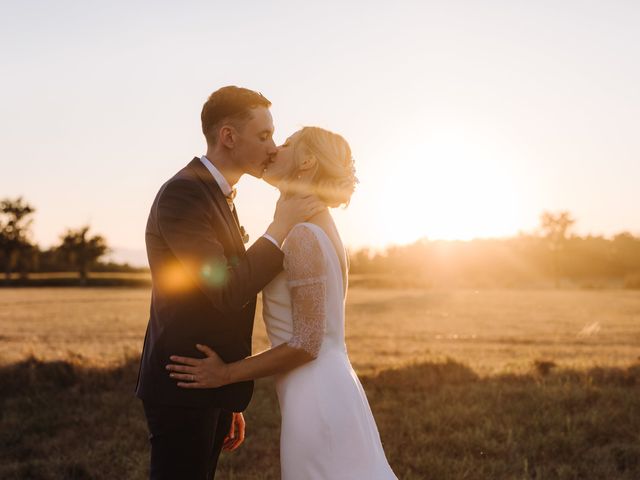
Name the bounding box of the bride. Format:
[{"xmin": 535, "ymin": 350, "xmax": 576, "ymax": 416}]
[{"xmin": 166, "ymin": 127, "xmax": 397, "ymax": 479}]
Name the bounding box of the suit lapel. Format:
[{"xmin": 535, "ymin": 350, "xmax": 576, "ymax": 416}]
[{"xmin": 187, "ymin": 158, "xmax": 246, "ymax": 253}]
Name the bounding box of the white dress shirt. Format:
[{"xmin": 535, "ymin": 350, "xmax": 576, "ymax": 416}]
[
  {"xmin": 200, "ymin": 156, "xmax": 280, "ymax": 249},
  {"xmin": 200, "ymin": 155, "xmax": 234, "ymax": 200}
]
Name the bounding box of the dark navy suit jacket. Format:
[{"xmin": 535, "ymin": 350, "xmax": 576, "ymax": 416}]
[{"xmin": 136, "ymin": 158, "xmax": 283, "ymax": 411}]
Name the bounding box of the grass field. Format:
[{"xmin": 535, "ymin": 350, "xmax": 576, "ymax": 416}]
[{"xmin": 1, "ymin": 287, "xmax": 639, "ymax": 479}]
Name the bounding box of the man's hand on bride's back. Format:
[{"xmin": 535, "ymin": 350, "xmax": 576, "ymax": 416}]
[
  {"xmin": 166, "ymin": 344, "xmax": 231, "ymax": 389},
  {"xmin": 266, "ymin": 194, "xmax": 325, "ymax": 246}
]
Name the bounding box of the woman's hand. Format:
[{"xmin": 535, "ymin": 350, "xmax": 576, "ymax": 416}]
[{"xmin": 166, "ymin": 344, "xmax": 231, "ymax": 388}]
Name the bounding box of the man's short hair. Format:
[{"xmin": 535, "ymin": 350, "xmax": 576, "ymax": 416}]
[{"xmin": 201, "ymin": 86, "xmax": 271, "ymax": 145}]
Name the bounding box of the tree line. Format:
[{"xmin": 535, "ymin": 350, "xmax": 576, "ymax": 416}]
[
  {"xmin": 0, "ymin": 197, "xmax": 118, "ymax": 284},
  {"xmin": 3, "ymin": 196, "xmax": 639, "ymax": 288},
  {"xmin": 349, "ymin": 211, "xmax": 640, "ymax": 289}
]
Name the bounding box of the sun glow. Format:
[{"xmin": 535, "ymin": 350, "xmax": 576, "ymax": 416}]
[{"xmin": 374, "ymin": 129, "xmax": 526, "ymax": 245}]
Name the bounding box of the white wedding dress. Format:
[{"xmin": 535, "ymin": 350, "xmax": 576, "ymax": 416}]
[{"xmin": 262, "ymin": 222, "xmax": 397, "ymax": 480}]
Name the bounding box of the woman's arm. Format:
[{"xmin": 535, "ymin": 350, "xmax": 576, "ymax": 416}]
[
  {"xmin": 167, "ymin": 224, "xmax": 327, "ymax": 389},
  {"xmin": 226, "ymin": 343, "xmax": 314, "ymax": 382},
  {"xmin": 167, "ymin": 342, "xmax": 314, "ymax": 388}
]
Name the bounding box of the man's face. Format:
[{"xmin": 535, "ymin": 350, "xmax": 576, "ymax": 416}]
[
  {"xmin": 263, "ymin": 130, "xmax": 301, "ymax": 187},
  {"xmin": 233, "ymin": 106, "xmax": 277, "ymax": 179}
]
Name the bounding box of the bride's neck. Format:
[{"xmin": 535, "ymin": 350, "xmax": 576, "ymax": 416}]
[
  {"xmin": 277, "ymin": 178, "xmax": 311, "ymax": 198},
  {"xmin": 277, "ymin": 187, "xmax": 329, "ymax": 221},
  {"xmin": 307, "ymin": 207, "xmax": 331, "ymax": 225},
  {"xmin": 277, "ymin": 178, "xmax": 331, "ymax": 222}
]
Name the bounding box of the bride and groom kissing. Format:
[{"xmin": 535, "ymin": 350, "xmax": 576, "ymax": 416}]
[{"xmin": 136, "ymin": 86, "xmax": 397, "ymax": 479}]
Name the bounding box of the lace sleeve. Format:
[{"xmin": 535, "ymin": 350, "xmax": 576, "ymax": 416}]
[{"xmin": 283, "ymin": 224, "xmax": 326, "ymax": 358}]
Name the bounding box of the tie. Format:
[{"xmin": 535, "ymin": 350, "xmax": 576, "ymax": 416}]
[
  {"xmin": 225, "ymin": 188, "xmax": 237, "ymax": 210},
  {"xmin": 226, "ymin": 189, "xmax": 248, "ymax": 243}
]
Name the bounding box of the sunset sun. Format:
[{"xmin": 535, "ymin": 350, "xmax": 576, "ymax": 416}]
[{"xmin": 378, "ymin": 129, "xmax": 525, "ymax": 245}]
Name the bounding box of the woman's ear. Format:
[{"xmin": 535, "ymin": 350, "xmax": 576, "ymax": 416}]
[{"xmin": 299, "ymin": 153, "xmax": 317, "ymax": 172}]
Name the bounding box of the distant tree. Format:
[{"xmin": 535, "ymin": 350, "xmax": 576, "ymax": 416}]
[
  {"xmin": 56, "ymin": 226, "xmax": 109, "ymax": 285},
  {"xmin": 612, "ymin": 232, "xmax": 640, "ymax": 275},
  {"xmin": 539, "ymin": 211, "xmax": 575, "ymax": 287},
  {"xmin": 15, "ymin": 243, "xmax": 38, "ymax": 279},
  {"xmin": 349, "ymin": 248, "xmax": 373, "ymax": 274},
  {"xmin": 0, "ymin": 197, "xmax": 36, "ymax": 280}
]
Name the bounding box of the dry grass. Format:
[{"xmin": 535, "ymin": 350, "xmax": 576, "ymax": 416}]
[
  {"xmin": 1, "ymin": 287, "xmax": 639, "ymax": 479},
  {"xmin": 2, "ymin": 287, "xmax": 637, "ymax": 373}
]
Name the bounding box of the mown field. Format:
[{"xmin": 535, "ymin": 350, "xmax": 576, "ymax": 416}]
[{"xmin": 1, "ymin": 287, "xmax": 639, "ymax": 479}]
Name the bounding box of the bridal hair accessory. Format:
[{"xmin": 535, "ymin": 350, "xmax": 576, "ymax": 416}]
[{"xmin": 349, "ymin": 157, "xmax": 359, "ymax": 186}]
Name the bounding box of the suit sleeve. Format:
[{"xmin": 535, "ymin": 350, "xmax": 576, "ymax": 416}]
[{"xmin": 156, "ymin": 178, "xmax": 284, "ymax": 316}]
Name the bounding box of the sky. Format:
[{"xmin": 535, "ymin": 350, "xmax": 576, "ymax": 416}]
[{"xmin": 2, "ymin": 0, "xmax": 639, "ymax": 265}]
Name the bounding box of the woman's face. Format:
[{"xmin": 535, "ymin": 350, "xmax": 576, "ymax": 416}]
[{"xmin": 263, "ymin": 131, "xmax": 302, "ymax": 187}]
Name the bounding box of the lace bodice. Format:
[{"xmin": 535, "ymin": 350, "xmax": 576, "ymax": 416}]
[{"xmin": 262, "ymin": 222, "xmax": 347, "ymax": 360}]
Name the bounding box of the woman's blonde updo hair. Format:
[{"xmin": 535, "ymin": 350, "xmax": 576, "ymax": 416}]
[{"xmin": 291, "ymin": 127, "xmax": 357, "ymax": 208}]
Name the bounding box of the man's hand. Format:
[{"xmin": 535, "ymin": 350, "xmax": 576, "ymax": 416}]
[
  {"xmin": 266, "ymin": 194, "xmax": 325, "ymax": 245},
  {"xmin": 222, "ymin": 412, "xmax": 246, "ymax": 452}
]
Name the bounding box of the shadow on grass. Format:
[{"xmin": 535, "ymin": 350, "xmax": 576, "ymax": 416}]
[{"xmin": 1, "ymin": 357, "xmax": 639, "ymax": 480}]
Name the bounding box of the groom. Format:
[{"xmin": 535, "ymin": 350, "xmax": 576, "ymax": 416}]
[{"xmin": 136, "ymin": 86, "xmax": 322, "ymax": 479}]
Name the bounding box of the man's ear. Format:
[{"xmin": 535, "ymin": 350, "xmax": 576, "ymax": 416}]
[{"xmin": 219, "ymin": 125, "xmax": 236, "ymax": 148}]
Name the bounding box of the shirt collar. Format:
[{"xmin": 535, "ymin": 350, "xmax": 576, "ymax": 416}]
[{"xmin": 199, "ymin": 155, "xmax": 233, "ymax": 197}]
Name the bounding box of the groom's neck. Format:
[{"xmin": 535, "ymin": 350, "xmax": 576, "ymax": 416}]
[{"xmin": 205, "ymin": 151, "xmax": 241, "ymax": 187}]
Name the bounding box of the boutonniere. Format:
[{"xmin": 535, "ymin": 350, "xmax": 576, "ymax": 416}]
[{"xmin": 239, "ymin": 226, "xmax": 250, "ymax": 244}]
